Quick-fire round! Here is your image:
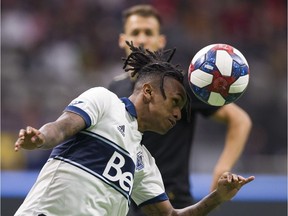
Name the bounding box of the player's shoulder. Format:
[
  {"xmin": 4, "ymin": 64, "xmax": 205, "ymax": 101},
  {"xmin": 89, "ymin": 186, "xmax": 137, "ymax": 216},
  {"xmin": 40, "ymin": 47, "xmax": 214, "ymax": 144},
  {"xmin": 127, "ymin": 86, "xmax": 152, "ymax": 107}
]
[
  {"xmin": 82, "ymin": 87, "xmax": 118, "ymax": 101},
  {"xmin": 86, "ymin": 86, "xmax": 111, "ymax": 94}
]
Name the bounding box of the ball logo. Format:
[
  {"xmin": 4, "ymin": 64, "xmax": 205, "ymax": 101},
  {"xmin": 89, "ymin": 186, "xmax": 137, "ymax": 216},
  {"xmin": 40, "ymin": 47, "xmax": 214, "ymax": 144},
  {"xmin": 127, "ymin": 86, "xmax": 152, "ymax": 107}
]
[{"xmin": 103, "ymin": 151, "xmax": 133, "ymax": 194}]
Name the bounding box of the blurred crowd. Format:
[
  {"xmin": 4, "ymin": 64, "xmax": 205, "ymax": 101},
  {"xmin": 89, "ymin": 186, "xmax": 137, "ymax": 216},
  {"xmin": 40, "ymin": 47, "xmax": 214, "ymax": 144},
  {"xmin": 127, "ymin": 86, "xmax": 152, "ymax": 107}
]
[{"xmin": 1, "ymin": 0, "xmax": 287, "ymax": 171}]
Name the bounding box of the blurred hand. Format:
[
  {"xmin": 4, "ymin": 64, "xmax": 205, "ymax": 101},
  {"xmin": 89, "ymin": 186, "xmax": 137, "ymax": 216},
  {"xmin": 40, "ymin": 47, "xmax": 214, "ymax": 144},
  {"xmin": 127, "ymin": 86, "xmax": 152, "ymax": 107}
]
[
  {"xmin": 216, "ymin": 172, "xmax": 255, "ymax": 201},
  {"xmin": 14, "ymin": 126, "xmax": 45, "ymax": 151}
]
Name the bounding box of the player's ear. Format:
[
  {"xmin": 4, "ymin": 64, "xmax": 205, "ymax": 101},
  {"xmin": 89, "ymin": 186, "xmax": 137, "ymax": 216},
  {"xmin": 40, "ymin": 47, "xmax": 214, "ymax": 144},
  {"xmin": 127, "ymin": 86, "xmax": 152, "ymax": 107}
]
[
  {"xmin": 158, "ymin": 35, "xmax": 167, "ymax": 49},
  {"xmin": 143, "ymin": 84, "xmax": 153, "ymax": 103},
  {"xmin": 119, "ymin": 33, "xmax": 126, "ymax": 48}
]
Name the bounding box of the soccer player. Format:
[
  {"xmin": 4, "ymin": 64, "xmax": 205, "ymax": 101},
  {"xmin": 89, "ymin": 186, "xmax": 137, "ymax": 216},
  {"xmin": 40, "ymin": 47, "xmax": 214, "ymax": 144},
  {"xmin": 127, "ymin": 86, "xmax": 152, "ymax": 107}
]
[
  {"xmin": 108, "ymin": 4, "xmax": 252, "ymax": 214},
  {"xmin": 14, "ymin": 42, "xmax": 254, "ymax": 216}
]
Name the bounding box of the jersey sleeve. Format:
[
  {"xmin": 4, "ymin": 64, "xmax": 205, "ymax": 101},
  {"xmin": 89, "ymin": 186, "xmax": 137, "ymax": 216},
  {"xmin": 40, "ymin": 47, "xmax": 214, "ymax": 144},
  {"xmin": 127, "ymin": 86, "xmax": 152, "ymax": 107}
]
[
  {"xmin": 131, "ymin": 145, "xmax": 168, "ymax": 207},
  {"xmin": 64, "ymin": 87, "xmax": 112, "ymax": 128}
]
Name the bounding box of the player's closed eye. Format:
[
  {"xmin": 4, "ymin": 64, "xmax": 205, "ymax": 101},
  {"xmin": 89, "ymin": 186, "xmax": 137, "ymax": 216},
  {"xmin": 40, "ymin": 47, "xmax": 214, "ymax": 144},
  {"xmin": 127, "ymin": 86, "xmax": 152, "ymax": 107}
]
[{"xmin": 172, "ymin": 98, "xmax": 180, "ymax": 107}]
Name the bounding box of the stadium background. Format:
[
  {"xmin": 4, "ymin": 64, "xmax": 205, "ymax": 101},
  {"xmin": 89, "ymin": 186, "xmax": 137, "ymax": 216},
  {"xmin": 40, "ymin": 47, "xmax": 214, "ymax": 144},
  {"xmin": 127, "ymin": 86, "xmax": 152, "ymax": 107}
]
[{"xmin": 1, "ymin": 0, "xmax": 287, "ymax": 215}]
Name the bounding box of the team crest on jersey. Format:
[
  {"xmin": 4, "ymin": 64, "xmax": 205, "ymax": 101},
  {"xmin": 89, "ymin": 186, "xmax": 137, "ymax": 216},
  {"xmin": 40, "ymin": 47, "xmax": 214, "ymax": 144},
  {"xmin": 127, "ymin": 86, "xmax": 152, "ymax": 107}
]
[
  {"xmin": 136, "ymin": 151, "xmax": 144, "ymax": 170},
  {"xmin": 117, "ymin": 125, "xmax": 125, "ymax": 137}
]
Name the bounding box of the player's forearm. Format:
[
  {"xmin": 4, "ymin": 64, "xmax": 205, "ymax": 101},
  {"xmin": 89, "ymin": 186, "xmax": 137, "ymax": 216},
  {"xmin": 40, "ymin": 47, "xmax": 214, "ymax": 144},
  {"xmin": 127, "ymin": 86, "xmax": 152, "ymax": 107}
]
[
  {"xmin": 144, "ymin": 191, "xmax": 224, "ymax": 216},
  {"xmin": 37, "ymin": 122, "xmax": 67, "ymax": 149},
  {"xmin": 217, "ymin": 110, "xmax": 252, "ymax": 169},
  {"xmin": 37, "ymin": 112, "xmax": 86, "ymax": 149},
  {"xmin": 144, "ymin": 173, "xmax": 254, "ymax": 216},
  {"xmin": 211, "ymin": 112, "xmax": 252, "ymax": 190},
  {"xmin": 214, "ymin": 135, "xmax": 247, "ymax": 174},
  {"xmin": 174, "ymin": 190, "xmax": 223, "ymax": 216}
]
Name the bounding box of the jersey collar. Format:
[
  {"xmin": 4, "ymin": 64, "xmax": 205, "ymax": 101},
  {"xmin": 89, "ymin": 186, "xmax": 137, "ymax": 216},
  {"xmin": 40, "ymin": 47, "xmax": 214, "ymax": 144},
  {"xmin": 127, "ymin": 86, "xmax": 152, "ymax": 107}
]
[{"xmin": 120, "ymin": 97, "xmax": 137, "ymax": 118}]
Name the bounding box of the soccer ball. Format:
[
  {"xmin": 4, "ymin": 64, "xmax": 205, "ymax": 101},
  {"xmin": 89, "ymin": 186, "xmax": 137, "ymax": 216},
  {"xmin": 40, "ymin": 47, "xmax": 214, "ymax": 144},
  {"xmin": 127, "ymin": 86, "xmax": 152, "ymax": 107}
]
[{"xmin": 188, "ymin": 44, "xmax": 249, "ymax": 106}]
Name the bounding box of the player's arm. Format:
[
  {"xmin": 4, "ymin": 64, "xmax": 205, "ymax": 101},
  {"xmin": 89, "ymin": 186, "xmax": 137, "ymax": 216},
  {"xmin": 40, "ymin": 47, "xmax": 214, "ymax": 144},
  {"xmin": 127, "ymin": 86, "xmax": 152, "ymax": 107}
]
[
  {"xmin": 141, "ymin": 172, "xmax": 255, "ymax": 216},
  {"xmin": 15, "ymin": 111, "xmax": 86, "ymax": 151},
  {"xmin": 209, "ymin": 103, "xmax": 252, "ymax": 191}
]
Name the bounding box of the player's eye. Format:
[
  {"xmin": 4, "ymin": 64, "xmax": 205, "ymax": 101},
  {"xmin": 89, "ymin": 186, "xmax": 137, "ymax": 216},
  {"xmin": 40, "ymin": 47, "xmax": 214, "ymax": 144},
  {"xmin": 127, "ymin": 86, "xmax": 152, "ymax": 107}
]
[
  {"xmin": 131, "ymin": 30, "xmax": 140, "ymax": 36},
  {"xmin": 172, "ymin": 98, "xmax": 179, "ymax": 106},
  {"xmin": 145, "ymin": 30, "xmax": 153, "ymax": 36},
  {"xmin": 174, "ymin": 97, "xmax": 186, "ymax": 110}
]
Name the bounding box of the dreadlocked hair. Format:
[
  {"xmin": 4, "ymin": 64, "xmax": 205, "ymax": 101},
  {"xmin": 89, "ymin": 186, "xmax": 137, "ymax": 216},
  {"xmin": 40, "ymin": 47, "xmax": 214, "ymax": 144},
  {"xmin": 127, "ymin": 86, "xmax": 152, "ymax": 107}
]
[{"xmin": 122, "ymin": 41, "xmax": 184, "ymax": 99}]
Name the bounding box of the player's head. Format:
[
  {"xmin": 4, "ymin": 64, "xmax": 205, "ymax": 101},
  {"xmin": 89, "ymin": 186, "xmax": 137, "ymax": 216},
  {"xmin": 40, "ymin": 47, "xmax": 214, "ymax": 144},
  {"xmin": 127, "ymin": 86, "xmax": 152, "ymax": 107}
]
[
  {"xmin": 123, "ymin": 41, "xmax": 187, "ymax": 134},
  {"xmin": 119, "ymin": 4, "xmax": 166, "ymax": 56}
]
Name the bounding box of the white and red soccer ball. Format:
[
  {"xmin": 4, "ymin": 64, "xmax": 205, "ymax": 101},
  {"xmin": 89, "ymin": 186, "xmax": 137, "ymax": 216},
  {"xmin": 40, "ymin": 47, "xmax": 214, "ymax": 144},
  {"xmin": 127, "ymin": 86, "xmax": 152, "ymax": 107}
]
[{"xmin": 188, "ymin": 44, "xmax": 250, "ymax": 106}]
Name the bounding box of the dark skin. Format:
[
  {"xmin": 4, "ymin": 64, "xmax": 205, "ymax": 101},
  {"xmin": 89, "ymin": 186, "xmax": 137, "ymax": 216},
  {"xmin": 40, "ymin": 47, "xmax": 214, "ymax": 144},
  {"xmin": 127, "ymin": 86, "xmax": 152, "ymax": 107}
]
[
  {"xmin": 141, "ymin": 172, "xmax": 254, "ymax": 216},
  {"xmin": 14, "ymin": 112, "xmax": 85, "ymax": 151},
  {"xmin": 131, "ymin": 77, "xmax": 187, "ymax": 134},
  {"xmin": 14, "ymin": 77, "xmax": 255, "ymax": 216}
]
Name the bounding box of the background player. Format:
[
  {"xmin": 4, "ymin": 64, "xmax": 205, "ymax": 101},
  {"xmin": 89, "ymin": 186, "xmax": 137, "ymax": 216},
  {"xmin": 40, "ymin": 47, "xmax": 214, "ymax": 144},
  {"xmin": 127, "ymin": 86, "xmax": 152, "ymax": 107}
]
[{"xmin": 108, "ymin": 4, "xmax": 252, "ymax": 215}]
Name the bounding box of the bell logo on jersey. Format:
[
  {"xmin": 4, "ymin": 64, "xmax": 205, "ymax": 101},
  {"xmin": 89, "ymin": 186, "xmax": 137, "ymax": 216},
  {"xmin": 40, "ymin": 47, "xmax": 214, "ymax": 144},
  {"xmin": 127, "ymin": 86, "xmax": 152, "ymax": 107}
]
[{"xmin": 103, "ymin": 151, "xmax": 133, "ymax": 194}]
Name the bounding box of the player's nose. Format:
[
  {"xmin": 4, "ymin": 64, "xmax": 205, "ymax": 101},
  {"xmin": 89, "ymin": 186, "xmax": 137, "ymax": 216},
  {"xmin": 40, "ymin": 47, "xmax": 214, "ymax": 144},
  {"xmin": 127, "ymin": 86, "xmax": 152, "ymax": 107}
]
[
  {"xmin": 136, "ymin": 33, "xmax": 148, "ymax": 46},
  {"xmin": 173, "ymin": 108, "xmax": 182, "ymax": 121}
]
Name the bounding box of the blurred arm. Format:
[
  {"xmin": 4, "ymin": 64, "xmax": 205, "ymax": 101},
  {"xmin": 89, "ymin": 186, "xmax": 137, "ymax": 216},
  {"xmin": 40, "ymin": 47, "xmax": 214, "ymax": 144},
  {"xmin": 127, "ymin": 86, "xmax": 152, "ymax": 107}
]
[{"xmin": 209, "ymin": 103, "xmax": 252, "ymax": 191}]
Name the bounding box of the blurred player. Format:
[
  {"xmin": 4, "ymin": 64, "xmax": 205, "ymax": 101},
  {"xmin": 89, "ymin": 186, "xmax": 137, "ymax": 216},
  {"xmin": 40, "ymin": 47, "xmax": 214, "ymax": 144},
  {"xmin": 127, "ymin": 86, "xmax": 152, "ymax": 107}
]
[
  {"xmin": 14, "ymin": 42, "xmax": 254, "ymax": 216},
  {"xmin": 108, "ymin": 4, "xmax": 252, "ymax": 215}
]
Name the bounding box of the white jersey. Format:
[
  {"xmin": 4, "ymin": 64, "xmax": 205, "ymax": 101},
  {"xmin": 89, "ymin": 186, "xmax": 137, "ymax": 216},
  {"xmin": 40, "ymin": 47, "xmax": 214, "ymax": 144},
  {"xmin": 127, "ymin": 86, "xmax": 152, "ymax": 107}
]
[{"xmin": 15, "ymin": 87, "xmax": 168, "ymax": 216}]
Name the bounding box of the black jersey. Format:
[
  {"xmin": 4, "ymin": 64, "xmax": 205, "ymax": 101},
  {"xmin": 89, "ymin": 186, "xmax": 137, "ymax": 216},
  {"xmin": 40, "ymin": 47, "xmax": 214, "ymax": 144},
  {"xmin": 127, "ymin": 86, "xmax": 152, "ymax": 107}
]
[{"xmin": 108, "ymin": 72, "xmax": 219, "ymax": 207}]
